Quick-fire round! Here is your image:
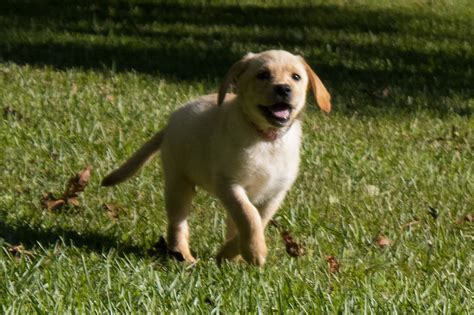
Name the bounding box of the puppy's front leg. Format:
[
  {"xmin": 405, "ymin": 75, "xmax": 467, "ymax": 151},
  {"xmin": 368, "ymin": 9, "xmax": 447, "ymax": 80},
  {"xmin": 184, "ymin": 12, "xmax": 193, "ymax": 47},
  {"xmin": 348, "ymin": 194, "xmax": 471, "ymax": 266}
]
[{"xmin": 216, "ymin": 184, "xmax": 267, "ymax": 266}]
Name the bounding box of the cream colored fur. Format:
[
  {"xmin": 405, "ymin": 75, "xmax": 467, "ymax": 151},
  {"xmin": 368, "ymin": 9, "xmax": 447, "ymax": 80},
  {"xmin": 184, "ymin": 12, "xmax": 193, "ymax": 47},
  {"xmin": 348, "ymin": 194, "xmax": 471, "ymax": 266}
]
[{"xmin": 102, "ymin": 50, "xmax": 331, "ymax": 266}]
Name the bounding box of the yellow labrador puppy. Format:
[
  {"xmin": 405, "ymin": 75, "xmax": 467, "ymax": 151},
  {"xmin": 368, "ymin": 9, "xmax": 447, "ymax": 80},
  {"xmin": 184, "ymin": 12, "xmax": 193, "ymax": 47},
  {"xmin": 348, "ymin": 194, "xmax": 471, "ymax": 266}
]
[{"xmin": 102, "ymin": 50, "xmax": 331, "ymax": 266}]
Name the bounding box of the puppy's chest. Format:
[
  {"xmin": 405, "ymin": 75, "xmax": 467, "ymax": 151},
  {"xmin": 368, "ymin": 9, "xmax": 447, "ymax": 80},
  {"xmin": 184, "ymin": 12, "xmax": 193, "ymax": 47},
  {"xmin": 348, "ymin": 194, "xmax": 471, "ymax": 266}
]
[{"xmin": 236, "ymin": 143, "xmax": 299, "ymax": 201}]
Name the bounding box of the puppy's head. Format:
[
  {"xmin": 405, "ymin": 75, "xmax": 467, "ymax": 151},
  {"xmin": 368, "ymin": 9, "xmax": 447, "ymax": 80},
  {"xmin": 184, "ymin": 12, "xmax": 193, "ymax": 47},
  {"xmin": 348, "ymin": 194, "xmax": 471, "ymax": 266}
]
[{"xmin": 218, "ymin": 50, "xmax": 331, "ymax": 131}]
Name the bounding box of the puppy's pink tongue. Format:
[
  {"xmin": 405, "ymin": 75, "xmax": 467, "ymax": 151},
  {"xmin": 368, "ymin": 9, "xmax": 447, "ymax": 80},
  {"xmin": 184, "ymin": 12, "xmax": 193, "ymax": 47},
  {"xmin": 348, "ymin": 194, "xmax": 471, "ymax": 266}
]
[
  {"xmin": 273, "ymin": 109, "xmax": 290, "ymax": 119},
  {"xmin": 270, "ymin": 103, "xmax": 291, "ymax": 119}
]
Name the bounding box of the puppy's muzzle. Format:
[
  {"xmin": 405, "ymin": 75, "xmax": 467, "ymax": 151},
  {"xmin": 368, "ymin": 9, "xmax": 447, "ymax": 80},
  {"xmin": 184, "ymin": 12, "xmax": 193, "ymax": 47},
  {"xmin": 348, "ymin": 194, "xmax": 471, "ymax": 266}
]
[
  {"xmin": 257, "ymin": 84, "xmax": 294, "ymax": 127},
  {"xmin": 274, "ymin": 84, "xmax": 292, "ymax": 100}
]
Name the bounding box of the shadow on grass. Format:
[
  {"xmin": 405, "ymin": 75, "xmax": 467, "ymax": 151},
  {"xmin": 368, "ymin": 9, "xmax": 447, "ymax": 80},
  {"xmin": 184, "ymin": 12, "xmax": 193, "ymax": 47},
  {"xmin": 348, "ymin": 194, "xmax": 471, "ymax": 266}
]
[
  {"xmin": 0, "ymin": 218, "xmax": 170, "ymax": 260},
  {"xmin": 1, "ymin": 0, "xmax": 473, "ymax": 112}
]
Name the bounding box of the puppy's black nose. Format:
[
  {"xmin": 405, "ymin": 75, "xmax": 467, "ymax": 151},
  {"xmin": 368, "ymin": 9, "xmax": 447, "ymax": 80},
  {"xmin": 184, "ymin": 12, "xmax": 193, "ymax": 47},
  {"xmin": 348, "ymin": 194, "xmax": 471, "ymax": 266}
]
[{"xmin": 274, "ymin": 84, "xmax": 292, "ymax": 98}]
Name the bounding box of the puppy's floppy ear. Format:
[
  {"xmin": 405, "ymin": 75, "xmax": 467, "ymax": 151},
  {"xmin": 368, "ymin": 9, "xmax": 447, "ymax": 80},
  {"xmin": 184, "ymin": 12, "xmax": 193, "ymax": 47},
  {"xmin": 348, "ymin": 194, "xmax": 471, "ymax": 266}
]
[
  {"xmin": 218, "ymin": 52, "xmax": 255, "ymax": 106},
  {"xmin": 299, "ymin": 57, "xmax": 331, "ymax": 113}
]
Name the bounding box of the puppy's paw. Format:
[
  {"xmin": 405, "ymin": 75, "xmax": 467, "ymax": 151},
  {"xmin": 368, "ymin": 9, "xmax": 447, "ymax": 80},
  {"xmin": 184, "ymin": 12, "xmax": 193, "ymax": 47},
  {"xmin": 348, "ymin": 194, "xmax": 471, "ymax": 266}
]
[
  {"xmin": 240, "ymin": 237, "xmax": 267, "ymax": 266},
  {"xmin": 153, "ymin": 236, "xmax": 196, "ymax": 262},
  {"xmin": 168, "ymin": 246, "xmax": 196, "ymax": 263}
]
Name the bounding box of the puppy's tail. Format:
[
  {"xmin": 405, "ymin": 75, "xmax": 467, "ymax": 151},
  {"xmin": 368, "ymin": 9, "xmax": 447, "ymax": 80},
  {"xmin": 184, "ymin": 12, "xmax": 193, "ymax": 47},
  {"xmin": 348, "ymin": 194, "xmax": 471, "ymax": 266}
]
[{"xmin": 101, "ymin": 130, "xmax": 165, "ymax": 187}]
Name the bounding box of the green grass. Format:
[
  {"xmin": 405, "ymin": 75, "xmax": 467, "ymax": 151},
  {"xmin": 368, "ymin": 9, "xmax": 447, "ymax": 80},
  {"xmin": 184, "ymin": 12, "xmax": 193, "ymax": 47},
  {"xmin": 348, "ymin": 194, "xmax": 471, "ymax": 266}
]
[{"xmin": 1, "ymin": 0, "xmax": 473, "ymax": 313}]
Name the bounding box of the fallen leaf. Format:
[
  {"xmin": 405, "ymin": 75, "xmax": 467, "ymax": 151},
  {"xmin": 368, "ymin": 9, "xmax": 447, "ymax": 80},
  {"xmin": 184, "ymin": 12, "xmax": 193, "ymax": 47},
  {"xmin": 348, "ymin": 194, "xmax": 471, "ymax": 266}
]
[
  {"xmin": 325, "ymin": 255, "xmax": 340, "ymax": 273},
  {"xmin": 375, "ymin": 235, "xmax": 392, "ymax": 248},
  {"xmin": 103, "ymin": 203, "xmax": 123, "ymax": 220},
  {"xmin": 456, "ymin": 214, "xmax": 473, "ymax": 224},
  {"xmin": 41, "ymin": 192, "xmax": 66, "ymax": 211},
  {"xmin": 428, "ymin": 206, "xmax": 439, "ymax": 220},
  {"xmin": 7, "ymin": 244, "xmax": 34, "ymax": 261},
  {"xmin": 281, "ymin": 231, "xmax": 305, "ymax": 257},
  {"xmin": 63, "ymin": 165, "xmax": 92, "ymax": 202},
  {"xmin": 41, "ymin": 165, "xmax": 93, "ymax": 211}
]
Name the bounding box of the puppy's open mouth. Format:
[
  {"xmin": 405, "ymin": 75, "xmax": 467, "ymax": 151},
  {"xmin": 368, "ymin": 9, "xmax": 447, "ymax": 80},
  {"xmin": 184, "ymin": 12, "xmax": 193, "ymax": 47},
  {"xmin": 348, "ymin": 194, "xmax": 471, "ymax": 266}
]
[{"xmin": 258, "ymin": 102, "xmax": 292, "ymax": 127}]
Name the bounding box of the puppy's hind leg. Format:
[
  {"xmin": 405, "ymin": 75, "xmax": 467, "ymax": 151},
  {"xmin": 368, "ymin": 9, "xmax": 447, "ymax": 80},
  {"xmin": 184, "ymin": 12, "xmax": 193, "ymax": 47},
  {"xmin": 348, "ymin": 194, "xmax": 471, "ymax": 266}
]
[
  {"xmin": 164, "ymin": 177, "xmax": 196, "ymax": 262},
  {"xmin": 216, "ymin": 235, "xmax": 240, "ymax": 264},
  {"xmin": 225, "ymin": 215, "xmax": 238, "ymax": 241},
  {"xmin": 215, "ymin": 216, "xmax": 241, "ymax": 264}
]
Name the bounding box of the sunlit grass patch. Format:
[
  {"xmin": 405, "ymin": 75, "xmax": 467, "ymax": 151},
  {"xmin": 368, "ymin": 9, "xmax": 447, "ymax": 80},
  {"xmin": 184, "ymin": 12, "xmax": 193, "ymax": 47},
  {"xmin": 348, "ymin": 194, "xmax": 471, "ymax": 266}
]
[{"xmin": 1, "ymin": 0, "xmax": 473, "ymax": 313}]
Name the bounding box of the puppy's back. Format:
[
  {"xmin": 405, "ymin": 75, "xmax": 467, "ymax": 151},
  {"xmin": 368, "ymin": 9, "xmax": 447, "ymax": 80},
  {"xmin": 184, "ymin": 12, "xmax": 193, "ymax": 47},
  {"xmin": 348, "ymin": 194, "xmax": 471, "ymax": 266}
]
[{"xmin": 160, "ymin": 94, "xmax": 223, "ymax": 189}]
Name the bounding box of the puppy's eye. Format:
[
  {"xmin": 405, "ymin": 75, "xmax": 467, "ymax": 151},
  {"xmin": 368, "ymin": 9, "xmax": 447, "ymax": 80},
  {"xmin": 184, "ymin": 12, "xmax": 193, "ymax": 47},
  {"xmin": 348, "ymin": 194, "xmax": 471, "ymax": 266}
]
[
  {"xmin": 256, "ymin": 70, "xmax": 271, "ymax": 80},
  {"xmin": 292, "ymin": 73, "xmax": 301, "ymax": 81}
]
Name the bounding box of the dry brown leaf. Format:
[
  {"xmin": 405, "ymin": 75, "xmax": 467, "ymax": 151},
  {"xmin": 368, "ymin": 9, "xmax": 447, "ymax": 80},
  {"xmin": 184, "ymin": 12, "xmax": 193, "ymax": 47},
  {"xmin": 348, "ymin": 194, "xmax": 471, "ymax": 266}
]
[
  {"xmin": 375, "ymin": 235, "xmax": 392, "ymax": 248},
  {"xmin": 7, "ymin": 244, "xmax": 34, "ymax": 261},
  {"xmin": 63, "ymin": 165, "xmax": 92, "ymax": 202},
  {"xmin": 41, "ymin": 192, "xmax": 66, "ymax": 211},
  {"xmin": 456, "ymin": 214, "xmax": 473, "ymax": 224},
  {"xmin": 103, "ymin": 203, "xmax": 122, "ymax": 220},
  {"xmin": 464, "ymin": 214, "xmax": 473, "ymax": 222},
  {"xmin": 325, "ymin": 255, "xmax": 340, "ymax": 273},
  {"xmin": 41, "ymin": 165, "xmax": 92, "ymax": 211},
  {"xmin": 281, "ymin": 231, "xmax": 305, "ymax": 257}
]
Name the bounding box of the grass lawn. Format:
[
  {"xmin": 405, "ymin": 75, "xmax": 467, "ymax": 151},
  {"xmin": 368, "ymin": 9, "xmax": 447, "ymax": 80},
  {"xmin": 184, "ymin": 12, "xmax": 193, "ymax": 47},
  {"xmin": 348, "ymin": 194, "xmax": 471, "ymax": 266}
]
[{"xmin": 1, "ymin": 0, "xmax": 473, "ymax": 313}]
